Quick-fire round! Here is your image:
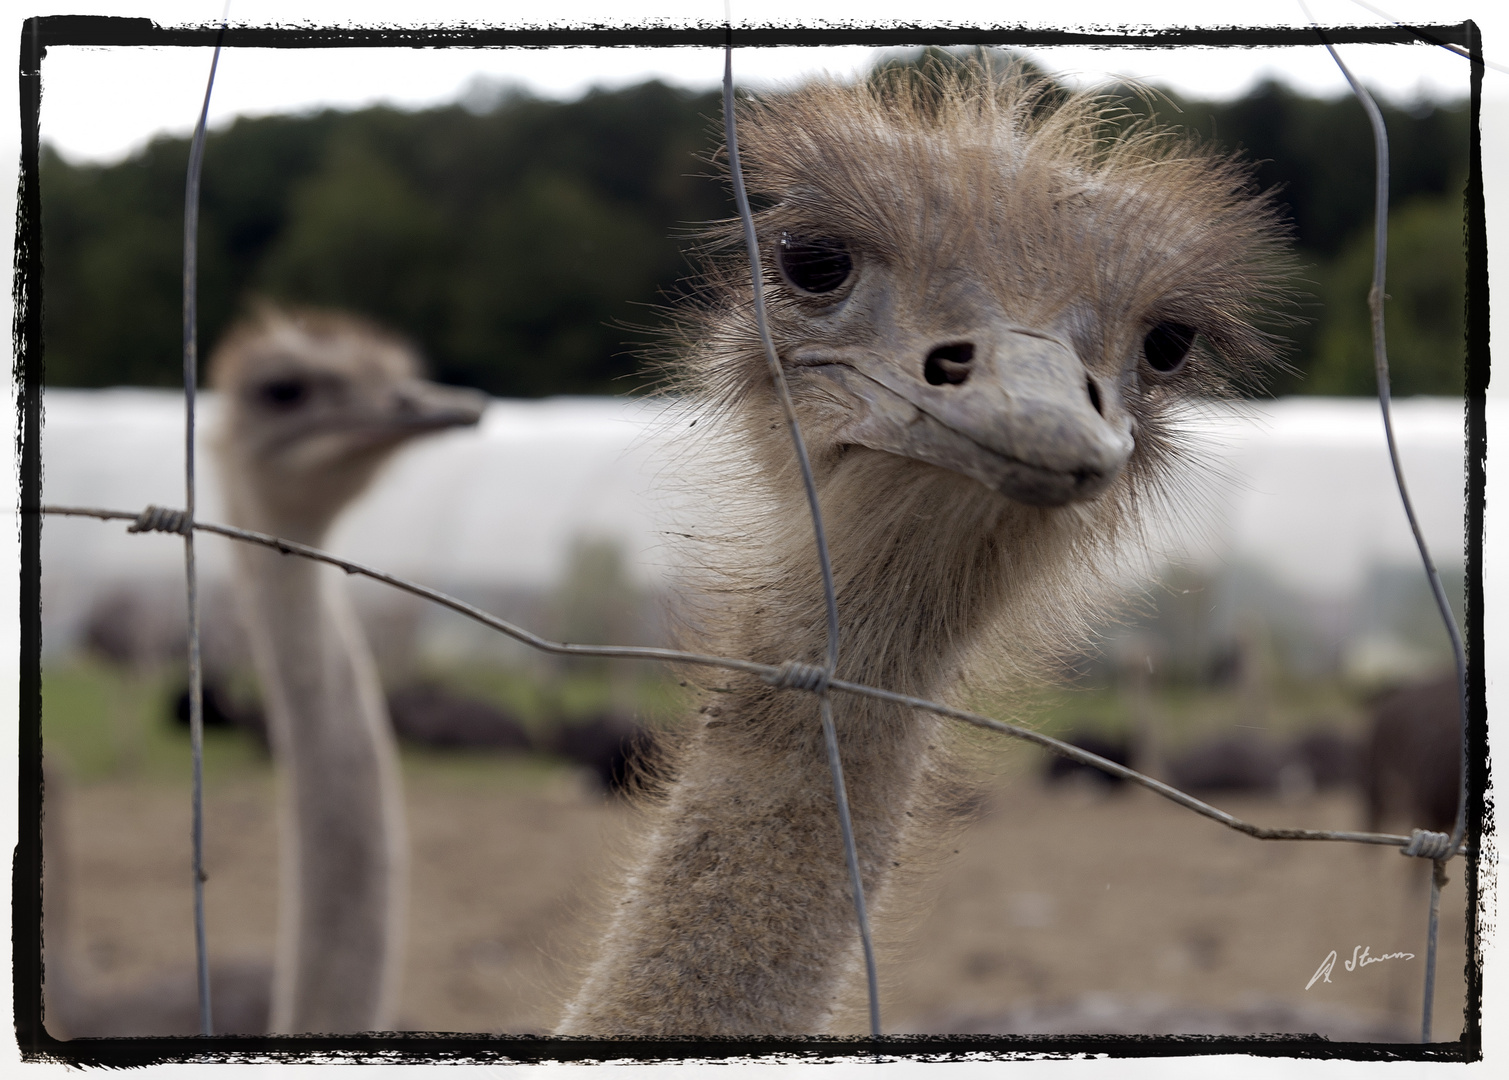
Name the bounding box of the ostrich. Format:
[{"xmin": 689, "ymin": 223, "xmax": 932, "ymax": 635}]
[
  {"xmin": 1363, "ymin": 671, "xmax": 1460, "ymax": 834},
  {"xmin": 211, "ymin": 305, "xmax": 485, "ymax": 1033},
  {"xmin": 558, "ymin": 65, "xmax": 1290, "ymax": 1036}
]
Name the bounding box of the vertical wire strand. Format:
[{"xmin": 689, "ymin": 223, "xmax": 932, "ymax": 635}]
[
  {"xmin": 820, "ymin": 696, "xmax": 881, "ymax": 1036},
  {"xmin": 721, "ymin": 28, "xmax": 881, "ymax": 1037},
  {"xmin": 1422, "ymin": 859, "xmax": 1446, "ymax": 1042},
  {"xmin": 719, "ymin": 31, "xmax": 840, "ymax": 673},
  {"xmin": 182, "ymin": 13, "xmax": 229, "ymax": 1037},
  {"xmin": 1303, "ymin": 3, "xmax": 1470, "ymax": 1043}
]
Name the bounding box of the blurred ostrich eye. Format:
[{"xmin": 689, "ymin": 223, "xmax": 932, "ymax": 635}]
[
  {"xmin": 258, "ymin": 377, "xmax": 309, "ymax": 408},
  {"xmin": 1143, "ymin": 322, "xmax": 1197, "ymax": 374},
  {"xmin": 777, "ymin": 233, "xmax": 854, "ymax": 295}
]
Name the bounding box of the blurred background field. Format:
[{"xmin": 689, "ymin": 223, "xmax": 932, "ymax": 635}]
[
  {"xmin": 41, "ymin": 643, "xmax": 1468, "ymax": 1036},
  {"xmin": 40, "ymin": 422, "xmax": 1473, "ymax": 1037}
]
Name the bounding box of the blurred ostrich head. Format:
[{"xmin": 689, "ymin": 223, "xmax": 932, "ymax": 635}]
[{"xmin": 210, "ymin": 304, "xmax": 486, "ymax": 538}]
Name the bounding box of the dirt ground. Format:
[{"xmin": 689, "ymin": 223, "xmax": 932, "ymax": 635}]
[{"xmin": 42, "ymin": 753, "xmax": 1471, "ymax": 1040}]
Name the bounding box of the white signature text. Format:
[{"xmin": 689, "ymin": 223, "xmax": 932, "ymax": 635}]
[{"xmin": 1306, "ymin": 946, "xmax": 1416, "ymax": 989}]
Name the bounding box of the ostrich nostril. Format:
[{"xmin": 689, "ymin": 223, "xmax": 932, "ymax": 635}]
[
  {"xmin": 1086, "ymin": 376, "xmax": 1104, "ymax": 417},
  {"xmin": 924, "ymin": 343, "xmax": 975, "ymax": 386}
]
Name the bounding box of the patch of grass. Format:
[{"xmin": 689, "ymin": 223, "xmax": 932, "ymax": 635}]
[
  {"xmin": 411, "ymin": 662, "xmax": 690, "ymax": 739},
  {"xmin": 48, "ymin": 656, "xmax": 1365, "ymax": 795},
  {"xmin": 42, "ymin": 660, "xmax": 269, "ymax": 785},
  {"xmin": 962, "ymin": 675, "xmax": 1369, "ymax": 766},
  {"xmin": 42, "ymin": 658, "xmax": 694, "ymax": 794},
  {"xmin": 964, "ymin": 682, "xmax": 1124, "ymax": 738}
]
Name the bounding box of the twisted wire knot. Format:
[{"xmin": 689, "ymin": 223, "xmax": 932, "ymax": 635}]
[
  {"xmin": 764, "ymin": 661, "xmax": 831, "ymax": 694},
  {"xmin": 127, "ymin": 505, "xmax": 191, "ymax": 536},
  {"xmin": 1401, "ymin": 829, "xmax": 1453, "ymax": 860}
]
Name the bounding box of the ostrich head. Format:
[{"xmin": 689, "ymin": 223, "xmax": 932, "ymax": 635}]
[
  {"xmin": 693, "ymin": 64, "xmax": 1291, "ymax": 538},
  {"xmin": 210, "ymin": 305, "xmax": 486, "ymax": 539}
]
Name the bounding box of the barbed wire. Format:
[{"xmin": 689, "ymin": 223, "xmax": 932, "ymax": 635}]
[
  {"xmin": 178, "ymin": 9, "xmax": 228, "ymax": 1038},
  {"xmin": 719, "ymin": 28, "xmax": 881, "ymax": 1038},
  {"xmin": 44, "ymin": 502, "xmax": 1471, "ymax": 868}
]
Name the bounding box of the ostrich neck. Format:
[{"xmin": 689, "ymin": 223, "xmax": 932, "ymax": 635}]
[
  {"xmin": 560, "ymin": 456, "xmax": 1021, "ymax": 1036},
  {"xmin": 228, "ymin": 496, "xmax": 406, "ymax": 1034}
]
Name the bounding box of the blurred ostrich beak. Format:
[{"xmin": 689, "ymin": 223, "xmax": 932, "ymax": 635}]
[{"xmin": 382, "ymin": 379, "xmax": 489, "ymax": 436}]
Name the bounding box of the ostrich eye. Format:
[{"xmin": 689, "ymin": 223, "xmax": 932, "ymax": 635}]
[
  {"xmin": 1143, "ymin": 322, "xmax": 1197, "ymax": 374},
  {"xmin": 777, "ymin": 233, "xmax": 853, "ymax": 295},
  {"xmin": 258, "ymin": 377, "xmax": 309, "ymax": 408}
]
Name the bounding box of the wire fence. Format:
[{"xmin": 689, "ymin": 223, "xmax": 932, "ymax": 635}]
[
  {"xmin": 1304, "ymin": 4, "xmax": 1473, "ymax": 1041},
  {"xmin": 177, "ymin": 12, "xmax": 228, "ymax": 1036},
  {"xmin": 33, "ymin": 15, "xmax": 1481, "ymax": 1052}
]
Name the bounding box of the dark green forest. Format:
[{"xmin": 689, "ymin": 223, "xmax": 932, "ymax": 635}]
[{"xmin": 40, "ymin": 53, "xmax": 1470, "ymax": 398}]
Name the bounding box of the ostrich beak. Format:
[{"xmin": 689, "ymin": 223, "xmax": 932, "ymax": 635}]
[
  {"xmin": 815, "ymin": 329, "xmax": 1135, "ymax": 507},
  {"xmin": 261, "ymin": 379, "xmax": 488, "ymax": 466},
  {"xmin": 326, "ymin": 378, "xmax": 488, "ymax": 449},
  {"xmin": 382, "ymin": 379, "xmax": 489, "ymax": 436}
]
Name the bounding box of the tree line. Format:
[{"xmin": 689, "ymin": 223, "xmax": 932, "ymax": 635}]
[{"xmin": 40, "ymin": 52, "xmax": 1469, "ymax": 398}]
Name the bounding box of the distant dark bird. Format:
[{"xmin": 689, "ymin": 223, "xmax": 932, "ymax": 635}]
[
  {"xmin": 1203, "ymin": 641, "xmax": 1246, "ymax": 687},
  {"xmin": 1166, "ymin": 732, "xmax": 1285, "ymax": 794},
  {"xmin": 545, "ymin": 712, "xmax": 654, "ymax": 795},
  {"xmin": 171, "ymin": 678, "xmax": 268, "ymax": 744},
  {"xmin": 1041, "ymin": 730, "xmax": 1134, "ymax": 790},
  {"xmin": 1282, "ymin": 727, "xmax": 1360, "ymax": 792},
  {"xmin": 1363, "ymin": 672, "xmax": 1461, "ymax": 834},
  {"xmin": 80, "ymin": 586, "xmax": 184, "ymax": 669},
  {"xmin": 385, "ymin": 682, "xmax": 532, "ymax": 751}
]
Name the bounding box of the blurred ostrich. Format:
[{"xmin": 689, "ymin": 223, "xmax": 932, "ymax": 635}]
[
  {"xmin": 559, "ymin": 64, "xmax": 1290, "ymax": 1035},
  {"xmin": 212, "ymin": 305, "xmax": 485, "ymax": 1033},
  {"xmin": 385, "ymin": 681, "xmax": 532, "ymax": 751},
  {"xmin": 545, "ymin": 710, "xmax": 653, "ymax": 794},
  {"xmin": 1364, "ymin": 671, "xmax": 1460, "ymax": 834}
]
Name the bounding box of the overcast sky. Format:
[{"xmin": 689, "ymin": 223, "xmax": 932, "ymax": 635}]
[{"xmin": 33, "ymin": 0, "xmax": 1503, "ymax": 165}]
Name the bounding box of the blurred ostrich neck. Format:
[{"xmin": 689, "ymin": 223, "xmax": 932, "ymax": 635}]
[
  {"xmin": 226, "ymin": 478, "xmax": 406, "ymax": 1034},
  {"xmin": 561, "ymin": 455, "xmax": 1025, "ymax": 1035}
]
